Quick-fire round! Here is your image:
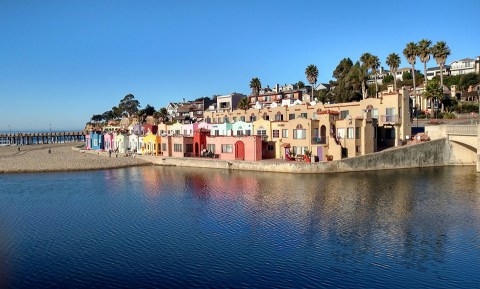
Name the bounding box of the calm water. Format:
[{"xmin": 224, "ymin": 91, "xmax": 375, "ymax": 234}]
[{"xmin": 0, "ymin": 166, "xmax": 479, "ymax": 288}]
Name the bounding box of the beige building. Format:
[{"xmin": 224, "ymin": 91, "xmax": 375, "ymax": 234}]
[{"xmin": 201, "ymin": 86, "xmax": 411, "ymax": 160}]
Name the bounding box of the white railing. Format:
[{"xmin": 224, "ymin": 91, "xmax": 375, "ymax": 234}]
[{"xmin": 445, "ymin": 125, "xmax": 478, "ymax": 136}]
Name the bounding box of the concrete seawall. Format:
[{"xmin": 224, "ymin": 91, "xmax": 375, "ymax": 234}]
[{"xmin": 139, "ymin": 138, "xmax": 471, "ymax": 174}]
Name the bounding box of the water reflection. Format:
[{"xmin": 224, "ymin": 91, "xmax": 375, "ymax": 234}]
[
  {"xmin": 131, "ymin": 166, "xmax": 480, "ymax": 274},
  {"xmin": 1, "ymin": 166, "xmax": 479, "ymax": 288}
]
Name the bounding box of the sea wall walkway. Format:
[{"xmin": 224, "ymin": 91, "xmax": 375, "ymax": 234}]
[{"xmin": 138, "ymin": 139, "xmax": 461, "ymax": 174}]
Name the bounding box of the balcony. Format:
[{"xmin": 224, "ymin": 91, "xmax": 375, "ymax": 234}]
[
  {"xmin": 380, "ymin": 115, "xmax": 400, "ymax": 124},
  {"xmin": 311, "ymin": 137, "xmax": 327, "ymax": 144}
]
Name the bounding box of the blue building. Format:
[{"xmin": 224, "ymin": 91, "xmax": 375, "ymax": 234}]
[{"xmin": 88, "ymin": 130, "xmax": 104, "ymax": 150}]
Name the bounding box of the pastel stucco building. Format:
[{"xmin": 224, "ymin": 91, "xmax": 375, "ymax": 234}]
[
  {"xmin": 86, "ymin": 130, "xmax": 104, "ymax": 150},
  {"xmin": 114, "ymin": 131, "xmax": 129, "ymax": 153},
  {"xmin": 203, "ymin": 86, "xmax": 411, "ymax": 160}
]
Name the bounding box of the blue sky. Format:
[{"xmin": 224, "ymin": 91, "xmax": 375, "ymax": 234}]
[{"xmin": 1, "ymin": 0, "xmax": 479, "ymax": 131}]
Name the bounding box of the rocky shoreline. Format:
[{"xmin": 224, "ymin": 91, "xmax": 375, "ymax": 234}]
[{"xmin": 0, "ymin": 142, "xmax": 150, "ymax": 174}]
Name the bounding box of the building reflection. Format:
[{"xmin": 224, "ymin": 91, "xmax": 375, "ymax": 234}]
[{"xmin": 102, "ymin": 165, "xmax": 480, "ymax": 271}]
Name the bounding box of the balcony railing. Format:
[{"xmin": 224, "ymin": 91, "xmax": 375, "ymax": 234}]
[
  {"xmin": 311, "ymin": 137, "xmax": 327, "ymax": 144},
  {"xmin": 380, "ymin": 115, "xmax": 400, "ymax": 124},
  {"xmin": 445, "ymin": 125, "xmax": 478, "ymax": 136}
]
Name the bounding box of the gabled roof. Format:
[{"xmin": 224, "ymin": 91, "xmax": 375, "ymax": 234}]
[
  {"xmin": 451, "ymin": 58, "xmax": 475, "ymax": 63},
  {"xmin": 176, "ymin": 104, "xmax": 193, "ymax": 113},
  {"xmin": 315, "ymin": 83, "xmax": 331, "ymax": 90}
]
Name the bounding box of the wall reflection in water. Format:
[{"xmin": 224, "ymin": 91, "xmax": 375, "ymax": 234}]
[{"xmin": 132, "ymin": 166, "xmax": 480, "ymax": 271}]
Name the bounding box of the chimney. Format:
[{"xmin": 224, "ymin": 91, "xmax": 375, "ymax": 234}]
[{"xmin": 276, "ymin": 83, "xmax": 280, "ymax": 93}]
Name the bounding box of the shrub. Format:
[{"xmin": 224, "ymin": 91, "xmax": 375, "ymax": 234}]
[
  {"xmin": 443, "ymin": 112, "xmax": 456, "ymax": 119},
  {"xmin": 455, "ymin": 103, "xmax": 479, "ymax": 114}
]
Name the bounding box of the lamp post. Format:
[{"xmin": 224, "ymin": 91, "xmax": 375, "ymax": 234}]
[{"xmin": 49, "ymin": 123, "xmax": 52, "ymax": 144}]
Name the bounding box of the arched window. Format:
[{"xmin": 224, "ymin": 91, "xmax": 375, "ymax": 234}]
[
  {"xmin": 275, "ymin": 111, "xmax": 283, "ymax": 121},
  {"xmin": 294, "ymin": 124, "xmax": 306, "ymax": 139}
]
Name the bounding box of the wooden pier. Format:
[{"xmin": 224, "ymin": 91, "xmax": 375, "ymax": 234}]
[{"xmin": 0, "ymin": 131, "xmax": 86, "ymax": 145}]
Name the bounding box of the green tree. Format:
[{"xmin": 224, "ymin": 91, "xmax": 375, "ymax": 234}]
[
  {"xmin": 102, "ymin": 110, "xmax": 114, "ymax": 122},
  {"xmin": 331, "ymin": 60, "xmax": 362, "ymax": 103},
  {"xmin": 119, "ymin": 94, "xmax": 140, "ymax": 118},
  {"xmin": 458, "ymin": 73, "xmax": 480, "ymax": 91},
  {"xmin": 111, "ymin": 106, "xmax": 122, "ymax": 119},
  {"xmin": 91, "ymin": 114, "xmax": 103, "ymax": 123},
  {"xmin": 143, "ymin": 104, "xmax": 156, "ymax": 116},
  {"xmin": 295, "ymin": 80, "xmax": 305, "ymax": 89},
  {"xmin": 249, "ymin": 77, "xmax": 261, "ymax": 104},
  {"xmin": 403, "ymin": 42, "xmax": 419, "ymax": 107},
  {"xmin": 305, "ymin": 64, "xmax": 319, "ymax": 99},
  {"xmin": 382, "ymin": 74, "xmax": 394, "ymax": 84},
  {"xmin": 432, "ymin": 41, "xmax": 451, "ymax": 91},
  {"xmin": 402, "ymin": 71, "xmax": 412, "ymax": 80},
  {"xmin": 333, "ymin": 58, "xmax": 353, "ymax": 80},
  {"xmin": 417, "ymin": 39, "xmax": 432, "ymax": 86},
  {"xmin": 386, "ymin": 53, "xmax": 401, "ymax": 91},
  {"xmin": 157, "ymin": 107, "xmax": 169, "ymax": 122},
  {"xmin": 237, "ymin": 97, "xmax": 250, "ymax": 111}
]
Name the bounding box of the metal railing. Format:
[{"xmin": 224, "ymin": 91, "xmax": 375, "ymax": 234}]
[
  {"xmin": 445, "ymin": 125, "xmax": 478, "ymax": 136},
  {"xmin": 311, "ymin": 137, "xmax": 327, "ymax": 144}
]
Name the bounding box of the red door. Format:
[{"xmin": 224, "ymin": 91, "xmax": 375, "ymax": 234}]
[{"xmin": 235, "ymin": 141, "xmax": 245, "ymax": 160}]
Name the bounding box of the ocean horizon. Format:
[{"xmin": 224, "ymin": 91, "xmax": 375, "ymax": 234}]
[{"xmin": 0, "ymin": 128, "xmax": 84, "ymax": 134}]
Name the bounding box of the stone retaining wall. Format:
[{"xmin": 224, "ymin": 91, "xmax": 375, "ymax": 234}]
[{"xmin": 139, "ymin": 139, "xmax": 469, "ymax": 174}]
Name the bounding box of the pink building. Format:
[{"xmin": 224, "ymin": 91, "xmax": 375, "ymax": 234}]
[
  {"xmin": 182, "ymin": 122, "xmax": 198, "ymax": 137},
  {"xmin": 103, "ymin": 132, "xmax": 115, "ymax": 151},
  {"xmin": 85, "ymin": 134, "xmax": 91, "ymax": 149},
  {"xmin": 197, "ymin": 121, "xmax": 212, "ymax": 131},
  {"xmin": 170, "ymin": 136, "xmax": 194, "ymax": 157},
  {"xmin": 205, "ymin": 135, "xmax": 262, "ymax": 161}
]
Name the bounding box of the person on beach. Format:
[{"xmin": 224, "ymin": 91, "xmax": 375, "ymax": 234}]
[{"xmin": 109, "ymin": 149, "xmax": 112, "ymax": 157}]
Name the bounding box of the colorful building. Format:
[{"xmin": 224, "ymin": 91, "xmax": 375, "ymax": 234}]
[
  {"xmin": 114, "ymin": 131, "xmax": 129, "ymax": 154},
  {"xmin": 103, "ymin": 132, "xmax": 115, "ymax": 152},
  {"xmin": 143, "ymin": 133, "xmax": 161, "ymax": 156},
  {"xmin": 205, "ymin": 135, "xmax": 262, "ymax": 161},
  {"xmin": 87, "ymin": 130, "xmax": 104, "ymax": 150}
]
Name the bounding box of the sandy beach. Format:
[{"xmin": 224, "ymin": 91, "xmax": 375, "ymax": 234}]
[{"xmin": 0, "ymin": 142, "xmax": 150, "ymax": 174}]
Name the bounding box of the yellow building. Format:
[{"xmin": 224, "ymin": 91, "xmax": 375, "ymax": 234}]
[{"xmin": 143, "ymin": 133, "xmax": 161, "ymax": 156}]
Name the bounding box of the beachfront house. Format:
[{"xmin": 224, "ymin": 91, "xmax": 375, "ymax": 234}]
[
  {"xmin": 182, "ymin": 122, "xmax": 198, "ymax": 137},
  {"xmin": 210, "ymin": 122, "xmax": 233, "ymax": 136},
  {"xmin": 205, "ymin": 135, "xmax": 262, "ymax": 161},
  {"xmin": 170, "ymin": 135, "xmax": 194, "ymax": 157},
  {"xmin": 114, "ymin": 131, "xmax": 129, "ymax": 154},
  {"xmin": 143, "ymin": 132, "xmax": 161, "ymax": 156},
  {"xmin": 103, "ymin": 132, "xmax": 115, "ymax": 152},
  {"xmin": 88, "ymin": 130, "xmax": 104, "ymax": 150},
  {"xmin": 129, "ymin": 134, "xmax": 144, "ymax": 154}
]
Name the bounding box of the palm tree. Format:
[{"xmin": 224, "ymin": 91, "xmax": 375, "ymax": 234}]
[
  {"xmin": 418, "ymin": 39, "xmax": 432, "ymax": 85},
  {"xmin": 403, "ymin": 42, "xmax": 419, "ymax": 108},
  {"xmin": 360, "ymin": 53, "xmax": 372, "ymax": 99},
  {"xmin": 249, "ymin": 77, "xmax": 262, "ymax": 104},
  {"xmin": 432, "ymin": 41, "xmax": 451, "ymax": 93},
  {"xmin": 386, "ymin": 53, "xmax": 401, "ymax": 91},
  {"xmin": 370, "ymin": 55, "xmax": 380, "ymax": 97},
  {"xmin": 423, "ymin": 79, "xmax": 443, "ymax": 118},
  {"xmin": 305, "ymin": 64, "xmax": 318, "ymax": 101}
]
